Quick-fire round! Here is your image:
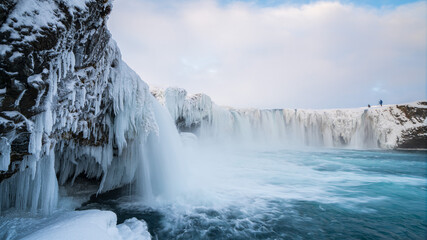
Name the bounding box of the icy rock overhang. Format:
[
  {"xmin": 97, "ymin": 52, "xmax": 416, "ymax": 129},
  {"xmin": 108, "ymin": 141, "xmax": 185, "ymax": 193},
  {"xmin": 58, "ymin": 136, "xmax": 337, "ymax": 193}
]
[
  {"xmin": 153, "ymin": 87, "xmax": 427, "ymax": 149},
  {"xmin": 0, "ymin": 0, "xmax": 158, "ymax": 214}
]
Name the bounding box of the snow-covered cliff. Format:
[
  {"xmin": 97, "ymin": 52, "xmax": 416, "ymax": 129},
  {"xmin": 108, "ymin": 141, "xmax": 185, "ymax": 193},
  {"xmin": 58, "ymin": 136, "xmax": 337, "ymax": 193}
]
[
  {"xmin": 153, "ymin": 87, "xmax": 427, "ymax": 149},
  {"xmin": 0, "ymin": 0, "xmax": 167, "ymax": 214}
]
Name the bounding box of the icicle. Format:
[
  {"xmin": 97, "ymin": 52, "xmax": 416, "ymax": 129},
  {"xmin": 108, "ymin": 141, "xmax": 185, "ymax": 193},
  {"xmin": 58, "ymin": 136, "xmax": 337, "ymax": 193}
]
[
  {"xmin": 0, "ymin": 137, "xmax": 11, "ymax": 171},
  {"xmin": 0, "ymin": 145, "xmax": 58, "ymax": 214}
]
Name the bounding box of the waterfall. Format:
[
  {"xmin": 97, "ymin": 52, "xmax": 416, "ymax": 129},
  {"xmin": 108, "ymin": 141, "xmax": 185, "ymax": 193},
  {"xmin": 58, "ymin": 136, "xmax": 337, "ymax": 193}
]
[
  {"xmin": 137, "ymin": 98, "xmax": 187, "ymax": 202},
  {"xmin": 154, "ymin": 87, "xmax": 421, "ymax": 150},
  {"xmin": 197, "ymin": 106, "xmax": 380, "ymax": 149}
]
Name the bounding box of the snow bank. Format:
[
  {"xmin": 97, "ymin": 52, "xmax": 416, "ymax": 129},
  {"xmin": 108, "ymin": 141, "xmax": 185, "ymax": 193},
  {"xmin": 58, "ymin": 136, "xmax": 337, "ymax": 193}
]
[{"xmin": 0, "ymin": 210, "xmax": 150, "ymax": 240}]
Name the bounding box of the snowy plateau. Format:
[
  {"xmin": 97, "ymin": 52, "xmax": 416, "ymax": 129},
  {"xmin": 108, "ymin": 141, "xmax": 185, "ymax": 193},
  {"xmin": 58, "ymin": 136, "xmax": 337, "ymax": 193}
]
[{"xmin": 0, "ymin": 0, "xmax": 426, "ymax": 240}]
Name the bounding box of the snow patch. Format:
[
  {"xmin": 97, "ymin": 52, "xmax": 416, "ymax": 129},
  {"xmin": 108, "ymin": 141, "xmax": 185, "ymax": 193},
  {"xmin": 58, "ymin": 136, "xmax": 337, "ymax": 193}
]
[
  {"xmin": 0, "ymin": 45, "xmax": 12, "ymax": 55},
  {"xmin": 9, "ymin": 52, "xmax": 23, "ymax": 62}
]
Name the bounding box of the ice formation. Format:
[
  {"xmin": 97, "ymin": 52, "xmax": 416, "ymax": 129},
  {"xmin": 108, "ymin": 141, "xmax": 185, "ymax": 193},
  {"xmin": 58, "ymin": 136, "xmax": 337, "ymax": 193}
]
[
  {"xmin": 154, "ymin": 87, "xmax": 427, "ymax": 149},
  {"xmin": 0, "ymin": 40, "xmax": 186, "ymax": 213}
]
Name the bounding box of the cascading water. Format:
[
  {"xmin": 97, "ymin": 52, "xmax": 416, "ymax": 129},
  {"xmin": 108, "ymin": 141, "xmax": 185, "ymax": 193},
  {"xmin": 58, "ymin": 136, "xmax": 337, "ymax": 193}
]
[
  {"xmin": 78, "ymin": 122, "xmax": 427, "ymax": 240},
  {"xmin": 122, "ymin": 89, "xmax": 426, "ymax": 239},
  {"xmin": 137, "ymin": 98, "xmax": 187, "ymax": 203},
  {"xmin": 197, "ymin": 107, "xmax": 381, "ymax": 149}
]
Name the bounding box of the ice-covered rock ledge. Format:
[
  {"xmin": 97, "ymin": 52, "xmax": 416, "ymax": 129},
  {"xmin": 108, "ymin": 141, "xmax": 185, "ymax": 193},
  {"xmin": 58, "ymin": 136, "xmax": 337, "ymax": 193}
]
[{"xmin": 153, "ymin": 87, "xmax": 427, "ymax": 149}]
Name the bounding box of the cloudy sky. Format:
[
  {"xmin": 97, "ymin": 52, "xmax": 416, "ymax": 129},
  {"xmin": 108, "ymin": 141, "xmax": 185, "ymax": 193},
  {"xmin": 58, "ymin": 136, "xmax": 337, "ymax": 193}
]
[{"xmin": 108, "ymin": 0, "xmax": 426, "ymax": 109}]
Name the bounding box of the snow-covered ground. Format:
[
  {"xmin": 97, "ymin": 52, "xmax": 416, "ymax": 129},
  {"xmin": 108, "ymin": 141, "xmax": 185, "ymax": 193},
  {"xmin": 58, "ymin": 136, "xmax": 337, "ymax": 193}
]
[{"xmin": 0, "ymin": 209, "xmax": 151, "ymax": 240}]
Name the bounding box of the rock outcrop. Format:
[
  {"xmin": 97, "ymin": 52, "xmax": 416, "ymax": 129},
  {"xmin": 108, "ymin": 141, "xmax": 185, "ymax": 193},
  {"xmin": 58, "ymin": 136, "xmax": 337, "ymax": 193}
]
[{"xmin": 394, "ymin": 103, "xmax": 427, "ymax": 149}]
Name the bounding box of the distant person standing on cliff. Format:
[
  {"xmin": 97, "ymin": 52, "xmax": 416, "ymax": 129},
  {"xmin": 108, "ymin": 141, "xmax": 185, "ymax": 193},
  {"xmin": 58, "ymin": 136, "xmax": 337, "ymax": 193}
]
[{"xmin": 379, "ymin": 99, "xmax": 383, "ymax": 106}]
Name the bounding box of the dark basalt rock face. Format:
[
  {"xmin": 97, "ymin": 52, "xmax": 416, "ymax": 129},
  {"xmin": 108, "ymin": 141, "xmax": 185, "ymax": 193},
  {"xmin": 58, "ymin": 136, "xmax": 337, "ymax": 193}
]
[
  {"xmin": 396, "ymin": 102, "xmax": 427, "ymax": 149},
  {"xmin": 397, "ymin": 126, "xmax": 427, "ymax": 149},
  {"xmin": 0, "ymin": 0, "xmax": 114, "ymax": 182}
]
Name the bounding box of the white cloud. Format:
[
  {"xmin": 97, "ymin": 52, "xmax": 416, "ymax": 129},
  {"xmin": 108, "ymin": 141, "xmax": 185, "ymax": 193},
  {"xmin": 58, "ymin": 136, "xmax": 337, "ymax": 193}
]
[{"xmin": 108, "ymin": 0, "xmax": 426, "ymax": 109}]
